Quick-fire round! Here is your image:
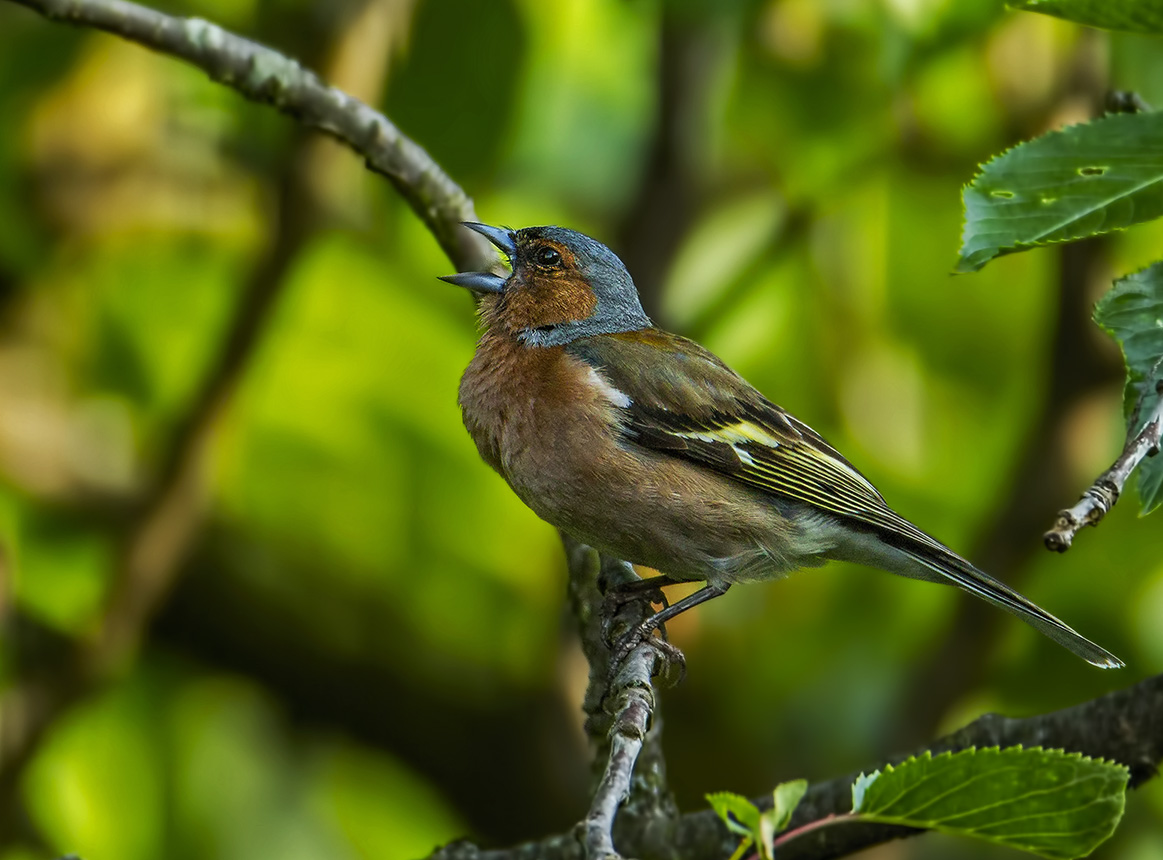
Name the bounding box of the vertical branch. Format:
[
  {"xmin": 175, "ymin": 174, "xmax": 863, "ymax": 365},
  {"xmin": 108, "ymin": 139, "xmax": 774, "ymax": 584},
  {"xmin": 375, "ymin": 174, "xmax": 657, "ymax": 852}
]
[{"xmin": 564, "ymin": 538, "xmax": 677, "ymax": 858}]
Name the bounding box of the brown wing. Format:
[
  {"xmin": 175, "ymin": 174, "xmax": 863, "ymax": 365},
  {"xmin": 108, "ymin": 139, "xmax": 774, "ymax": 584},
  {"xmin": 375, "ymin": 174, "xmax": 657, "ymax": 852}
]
[
  {"xmin": 566, "ymin": 329, "xmax": 947, "ymax": 555},
  {"xmin": 565, "ymin": 330, "xmax": 1123, "ymax": 669}
]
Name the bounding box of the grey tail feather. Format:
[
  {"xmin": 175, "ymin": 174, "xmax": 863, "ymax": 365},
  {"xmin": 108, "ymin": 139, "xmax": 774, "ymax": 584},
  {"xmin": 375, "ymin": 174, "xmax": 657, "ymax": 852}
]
[{"xmin": 901, "ymin": 545, "xmax": 1123, "ymax": 670}]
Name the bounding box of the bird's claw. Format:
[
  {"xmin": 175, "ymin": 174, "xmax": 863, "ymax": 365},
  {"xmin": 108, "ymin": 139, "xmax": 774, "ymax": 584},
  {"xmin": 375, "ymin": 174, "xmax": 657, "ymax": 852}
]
[
  {"xmin": 599, "ymin": 581, "xmax": 668, "ymax": 644},
  {"xmin": 608, "ymin": 624, "xmax": 687, "ymax": 688}
]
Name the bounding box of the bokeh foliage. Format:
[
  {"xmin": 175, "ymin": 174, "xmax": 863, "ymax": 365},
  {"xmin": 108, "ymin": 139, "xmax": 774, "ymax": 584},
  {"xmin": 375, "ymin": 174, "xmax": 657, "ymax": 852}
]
[{"xmin": 0, "ymin": 1, "xmax": 1161, "ymax": 859}]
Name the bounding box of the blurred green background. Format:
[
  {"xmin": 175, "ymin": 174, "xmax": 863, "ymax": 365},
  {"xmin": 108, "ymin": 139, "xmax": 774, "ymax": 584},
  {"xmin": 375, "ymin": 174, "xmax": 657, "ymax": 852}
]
[{"xmin": 0, "ymin": 0, "xmax": 1160, "ymax": 858}]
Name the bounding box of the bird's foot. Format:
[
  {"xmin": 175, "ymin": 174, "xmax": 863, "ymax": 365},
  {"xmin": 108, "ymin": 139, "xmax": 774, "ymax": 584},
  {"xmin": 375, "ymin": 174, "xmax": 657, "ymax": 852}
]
[
  {"xmin": 608, "ymin": 621, "xmax": 687, "ymax": 688},
  {"xmin": 599, "ymin": 579, "xmax": 669, "ymax": 645}
]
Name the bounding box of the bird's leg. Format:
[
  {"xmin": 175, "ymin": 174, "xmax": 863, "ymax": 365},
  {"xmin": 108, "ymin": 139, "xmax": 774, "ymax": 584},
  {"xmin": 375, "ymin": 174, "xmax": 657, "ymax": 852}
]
[
  {"xmin": 602, "ymin": 575, "xmax": 670, "ymax": 607},
  {"xmin": 609, "ymin": 583, "xmax": 731, "ymax": 686}
]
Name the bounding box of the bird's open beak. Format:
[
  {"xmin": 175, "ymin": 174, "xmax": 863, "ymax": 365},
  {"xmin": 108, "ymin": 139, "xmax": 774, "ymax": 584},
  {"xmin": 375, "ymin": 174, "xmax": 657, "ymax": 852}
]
[{"xmin": 438, "ymin": 222, "xmax": 516, "ymax": 294}]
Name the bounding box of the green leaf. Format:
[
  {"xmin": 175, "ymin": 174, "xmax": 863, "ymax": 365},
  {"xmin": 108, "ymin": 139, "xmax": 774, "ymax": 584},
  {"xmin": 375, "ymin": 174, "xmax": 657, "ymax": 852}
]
[
  {"xmin": 851, "ymin": 747, "xmax": 1128, "ymax": 859},
  {"xmin": 769, "ymin": 779, "xmax": 809, "ymax": 834},
  {"xmin": 710, "ymin": 782, "xmax": 808, "ymax": 860},
  {"xmin": 1009, "ymin": 0, "xmax": 1163, "ymax": 34},
  {"xmin": 1094, "ymin": 261, "xmax": 1163, "ymax": 512},
  {"xmin": 956, "ymin": 111, "xmax": 1163, "ymax": 272},
  {"xmin": 707, "ymin": 791, "xmax": 761, "ymax": 839},
  {"xmin": 851, "ymin": 770, "xmax": 878, "ymax": 811},
  {"xmin": 758, "ymin": 780, "xmax": 809, "ymax": 860}
]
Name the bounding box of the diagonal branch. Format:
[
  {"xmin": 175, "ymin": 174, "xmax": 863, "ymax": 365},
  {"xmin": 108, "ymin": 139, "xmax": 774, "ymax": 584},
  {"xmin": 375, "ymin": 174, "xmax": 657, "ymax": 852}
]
[
  {"xmin": 3, "ymin": 0, "xmax": 663, "ymax": 852},
  {"xmin": 5, "ymin": 0, "xmax": 497, "ymax": 274},
  {"xmin": 1044, "ymin": 379, "xmax": 1163, "ymax": 551}
]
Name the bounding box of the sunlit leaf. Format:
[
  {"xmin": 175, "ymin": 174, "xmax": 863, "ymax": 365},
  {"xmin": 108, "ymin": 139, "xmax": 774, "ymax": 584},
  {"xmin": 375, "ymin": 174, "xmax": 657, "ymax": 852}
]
[
  {"xmin": 706, "ymin": 791, "xmax": 761, "ymax": 839},
  {"xmin": 759, "ymin": 780, "xmax": 809, "ymax": 859},
  {"xmin": 852, "ymin": 747, "xmax": 1128, "ymax": 859},
  {"xmin": 957, "ymin": 112, "xmax": 1163, "ymax": 272},
  {"xmin": 1094, "ymin": 261, "xmax": 1163, "ymax": 513},
  {"xmin": 769, "ymin": 779, "xmax": 809, "ymax": 833},
  {"xmin": 1010, "ymin": 0, "xmax": 1163, "ymax": 34}
]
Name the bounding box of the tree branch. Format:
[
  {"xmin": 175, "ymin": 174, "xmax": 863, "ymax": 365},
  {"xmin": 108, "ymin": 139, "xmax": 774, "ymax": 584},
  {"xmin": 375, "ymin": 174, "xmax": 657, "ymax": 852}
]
[
  {"xmin": 6, "ymin": 5, "xmax": 1154, "ymax": 860},
  {"xmin": 583, "ymin": 647, "xmax": 656, "ymax": 858},
  {"xmin": 1, "ymin": 0, "xmax": 657, "ymax": 853},
  {"xmin": 5, "ymin": 0, "xmax": 497, "ymax": 274},
  {"xmin": 430, "ymin": 670, "xmax": 1163, "ymax": 860},
  {"xmin": 563, "ymin": 539, "xmax": 676, "ymax": 859},
  {"xmin": 1044, "ymin": 379, "xmax": 1163, "ymax": 551}
]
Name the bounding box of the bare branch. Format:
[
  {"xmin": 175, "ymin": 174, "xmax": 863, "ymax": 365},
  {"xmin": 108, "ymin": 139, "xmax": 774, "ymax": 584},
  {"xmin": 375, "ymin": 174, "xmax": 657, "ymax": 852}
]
[
  {"xmin": 563, "ymin": 539, "xmax": 676, "ymax": 859},
  {"xmin": 430, "ymin": 670, "xmax": 1163, "ymax": 860},
  {"xmin": 584, "ymin": 647, "xmax": 656, "ymax": 859},
  {"xmin": 1044, "ymin": 380, "xmax": 1163, "ymax": 551},
  {"xmin": 4, "ymin": 0, "xmax": 497, "ymax": 273}
]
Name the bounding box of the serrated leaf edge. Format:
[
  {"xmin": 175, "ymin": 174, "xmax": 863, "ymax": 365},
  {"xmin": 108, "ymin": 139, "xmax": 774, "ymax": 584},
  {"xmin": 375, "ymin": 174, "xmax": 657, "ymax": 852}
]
[
  {"xmin": 957, "ymin": 112, "xmax": 1163, "ymax": 271},
  {"xmin": 851, "ymin": 746, "xmax": 1130, "ymax": 815}
]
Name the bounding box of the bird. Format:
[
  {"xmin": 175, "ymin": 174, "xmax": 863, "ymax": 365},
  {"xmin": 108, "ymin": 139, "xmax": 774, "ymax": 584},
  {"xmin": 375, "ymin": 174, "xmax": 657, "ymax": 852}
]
[{"xmin": 440, "ymin": 221, "xmax": 1122, "ymax": 673}]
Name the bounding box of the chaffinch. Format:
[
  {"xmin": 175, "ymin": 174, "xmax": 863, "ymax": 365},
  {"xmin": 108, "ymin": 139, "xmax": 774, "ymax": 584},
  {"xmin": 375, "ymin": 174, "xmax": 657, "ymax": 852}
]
[{"xmin": 441, "ymin": 222, "xmax": 1121, "ymax": 671}]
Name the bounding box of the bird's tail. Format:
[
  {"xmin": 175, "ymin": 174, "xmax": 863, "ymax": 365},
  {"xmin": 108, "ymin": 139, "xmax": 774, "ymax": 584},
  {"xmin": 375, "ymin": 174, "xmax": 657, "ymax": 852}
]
[{"xmin": 899, "ymin": 541, "xmax": 1122, "ymax": 669}]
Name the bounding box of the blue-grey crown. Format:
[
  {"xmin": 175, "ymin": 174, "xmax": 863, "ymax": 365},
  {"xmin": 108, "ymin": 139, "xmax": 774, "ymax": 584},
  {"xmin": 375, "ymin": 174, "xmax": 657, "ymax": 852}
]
[{"xmin": 516, "ymin": 226, "xmax": 652, "ymax": 347}]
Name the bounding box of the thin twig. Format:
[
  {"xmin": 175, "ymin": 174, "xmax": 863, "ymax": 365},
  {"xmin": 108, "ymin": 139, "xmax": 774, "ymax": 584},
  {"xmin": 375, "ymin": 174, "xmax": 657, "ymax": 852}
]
[{"xmin": 1044, "ymin": 379, "xmax": 1163, "ymax": 551}]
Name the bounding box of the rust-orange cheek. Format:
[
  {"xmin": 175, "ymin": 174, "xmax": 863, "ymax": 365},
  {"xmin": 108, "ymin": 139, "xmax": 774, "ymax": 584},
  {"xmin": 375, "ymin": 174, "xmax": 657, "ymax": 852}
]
[{"xmin": 500, "ymin": 272, "xmax": 598, "ymax": 333}]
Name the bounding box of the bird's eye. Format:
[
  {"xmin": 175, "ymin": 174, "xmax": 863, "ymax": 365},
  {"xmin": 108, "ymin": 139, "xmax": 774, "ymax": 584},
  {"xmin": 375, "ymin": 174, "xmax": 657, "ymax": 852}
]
[{"xmin": 534, "ymin": 245, "xmax": 562, "ymax": 268}]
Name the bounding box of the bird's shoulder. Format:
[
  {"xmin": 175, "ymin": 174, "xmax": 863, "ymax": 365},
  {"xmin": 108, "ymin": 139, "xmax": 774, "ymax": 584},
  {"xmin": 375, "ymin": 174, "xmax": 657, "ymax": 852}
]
[
  {"xmin": 565, "ymin": 328, "xmax": 750, "ymax": 417},
  {"xmin": 565, "ymin": 328, "xmax": 824, "ymax": 449}
]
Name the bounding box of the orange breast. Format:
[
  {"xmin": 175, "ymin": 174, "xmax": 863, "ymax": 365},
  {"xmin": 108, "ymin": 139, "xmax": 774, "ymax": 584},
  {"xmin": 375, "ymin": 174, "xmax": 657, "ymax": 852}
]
[
  {"xmin": 457, "ymin": 327, "xmax": 804, "ymax": 583},
  {"xmin": 458, "ymin": 327, "xmax": 618, "ymax": 480}
]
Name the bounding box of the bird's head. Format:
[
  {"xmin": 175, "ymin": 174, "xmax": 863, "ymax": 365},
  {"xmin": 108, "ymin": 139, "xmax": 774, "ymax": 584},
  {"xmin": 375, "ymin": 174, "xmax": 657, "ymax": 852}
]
[{"xmin": 440, "ymin": 222, "xmax": 651, "ymax": 347}]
